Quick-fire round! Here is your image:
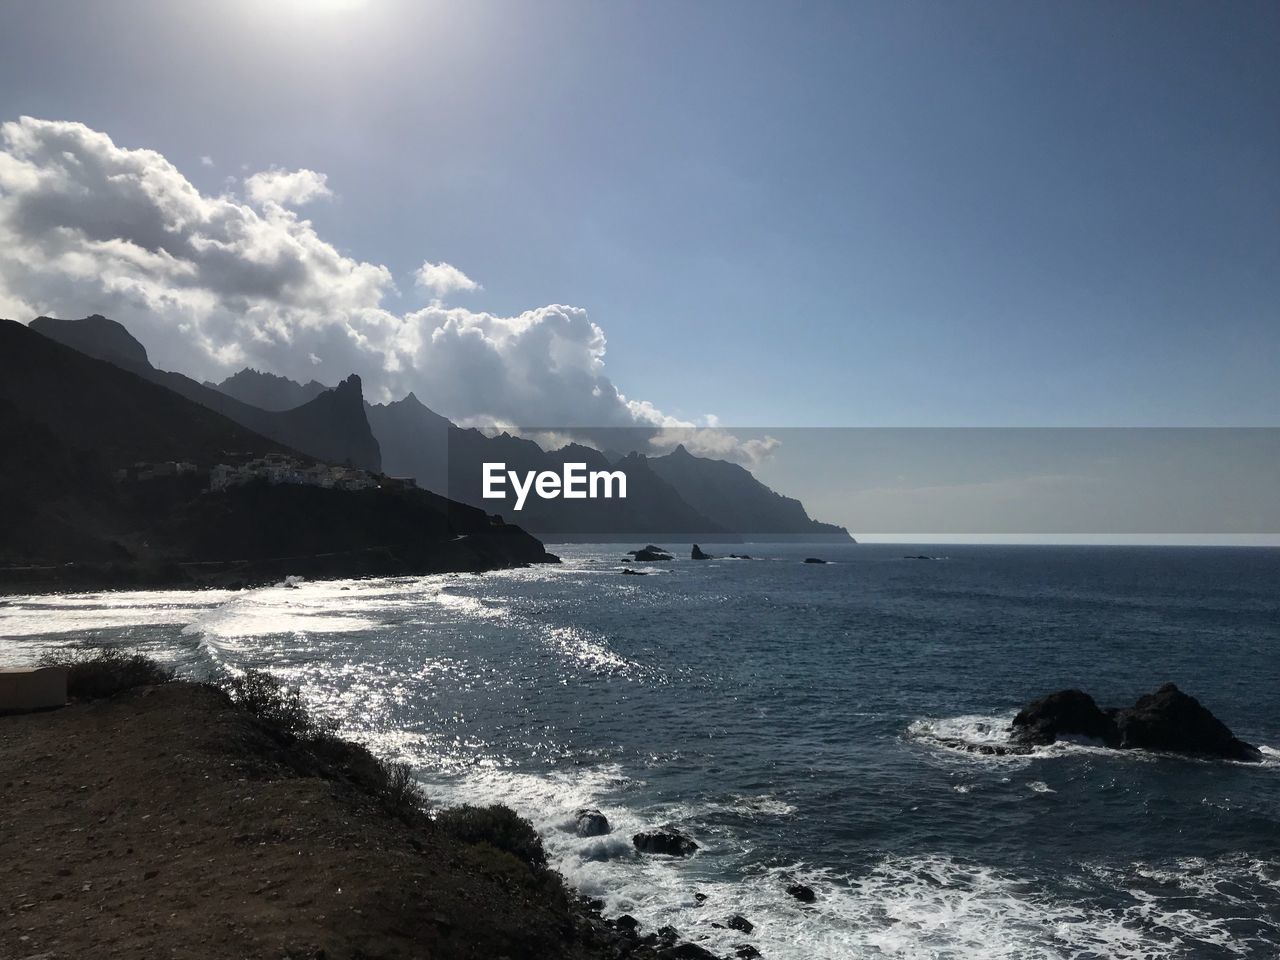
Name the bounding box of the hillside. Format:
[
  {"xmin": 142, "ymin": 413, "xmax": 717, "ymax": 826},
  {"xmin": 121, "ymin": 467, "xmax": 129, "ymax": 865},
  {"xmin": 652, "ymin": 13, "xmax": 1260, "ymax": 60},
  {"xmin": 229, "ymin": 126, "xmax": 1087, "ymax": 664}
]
[
  {"xmin": 0, "ymin": 319, "xmax": 554, "ymax": 591},
  {"xmin": 29, "ymin": 315, "xmax": 382, "ymax": 472}
]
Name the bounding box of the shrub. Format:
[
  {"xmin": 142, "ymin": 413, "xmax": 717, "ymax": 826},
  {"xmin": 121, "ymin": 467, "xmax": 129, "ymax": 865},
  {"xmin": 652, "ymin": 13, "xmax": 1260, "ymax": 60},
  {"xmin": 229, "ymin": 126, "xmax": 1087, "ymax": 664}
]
[
  {"xmin": 226, "ymin": 669, "xmax": 337, "ymax": 741},
  {"xmin": 379, "ymin": 760, "xmax": 429, "ymax": 817},
  {"xmin": 41, "ymin": 647, "xmax": 174, "ymax": 700},
  {"xmin": 434, "ymin": 804, "xmax": 547, "ymax": 870}
]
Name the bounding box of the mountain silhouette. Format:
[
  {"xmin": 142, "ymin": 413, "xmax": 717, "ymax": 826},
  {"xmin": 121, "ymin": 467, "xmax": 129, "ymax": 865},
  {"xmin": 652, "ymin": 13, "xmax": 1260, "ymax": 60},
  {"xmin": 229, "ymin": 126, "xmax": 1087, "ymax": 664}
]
[
  {"xmin": 649, "ymin": 444, "xmax": 852, "ymax": 540},
  {"xmin": 0, "ymin": 319, "xmax": 552, "ymax": 589},
  {"xmin": 209, "ymin": 368, "xmax": 329, "ymax": 411},
  {"xmin": 30, "ymin": 315, "xmax": 382, "ymax": 472}
]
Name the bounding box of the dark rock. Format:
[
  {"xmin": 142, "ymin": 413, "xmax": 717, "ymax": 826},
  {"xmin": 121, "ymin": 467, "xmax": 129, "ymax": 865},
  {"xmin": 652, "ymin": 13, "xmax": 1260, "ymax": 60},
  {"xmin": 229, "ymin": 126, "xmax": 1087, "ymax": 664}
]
[
  {"xmin": 691, "ymin": 544, "xmax": 712, "ymax": 560},
  {"xmin": 662, "ymin": 944, "xmax": 720, "ymax": 960},
  {"xmin": 1011, "ymin": 684, "xmax": 1262, "ymax": 762},
  {"xmin": 1011, "ymin": 689, "xmax": 1118, "ymax": 747},
  {"xmin": 633, "ymin": 828, "xmax": 699, "ymax": 857},
  {"xmin": 575, "ymin": 808, "xmax": 611, "ymax": 837},
  {"xmin": 726, "ymin": 914, "xmax": 753, "ymax": 933},
  {"xmin": 622, "ymin": 568, "xmax": 649, "ymax": 576},
  {"xmin": 615, "ymin": 914, "xmax": 641, "ymax": 935},
  {"xmin": 903, "ymin": 554, "xmax": 934, "ymax": 560},
  {"xmin": 693, "ymin": 892, "xmax": 709, "ymax": 904},
  {"xmin": 656, "ymin": 925, "xmax": 681, "ymax": 946},
  {"xmin": 727, "ymin": 554, "xmax": 752, "ymax": 560},
  {"xmin": 802, "ymin": 557, "xmax": 827, "ymax": 564},
  {"xmin": 785, "ymin": 883, "xmax": 816, "ymax": 903},
  {"xmin": 1110, "ymin": 683, "xmax": 1262, "ymax": 762},
  {"xmin": 736, "ymin": 947, "xmax": 762, "ymax": 959},
  {"xmin": 628, "ymin": 545, "xmax": 674, "ymax": 562}
]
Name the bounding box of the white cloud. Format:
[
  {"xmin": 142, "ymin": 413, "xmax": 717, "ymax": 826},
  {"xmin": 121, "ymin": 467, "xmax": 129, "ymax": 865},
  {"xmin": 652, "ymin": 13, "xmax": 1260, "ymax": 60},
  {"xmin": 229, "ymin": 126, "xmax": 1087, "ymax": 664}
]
[
  {"xmin": 243, "ymin": 166, "xmax": 332, "ymax": 207},
  {"xmin": 0, "ymin": 116, "xmax": 747, "ymax": 445},
  {"xmin": 200, "ymin": 155, "xmax": 214, "ymax": 167},
  {"xmin": 414, "ymin": 260, "xmax": 479, "ymax": 298}
]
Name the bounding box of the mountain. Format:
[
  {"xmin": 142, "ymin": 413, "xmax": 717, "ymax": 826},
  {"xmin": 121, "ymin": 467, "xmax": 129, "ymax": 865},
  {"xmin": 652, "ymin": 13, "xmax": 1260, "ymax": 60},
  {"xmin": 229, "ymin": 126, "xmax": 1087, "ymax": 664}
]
[
  {"xmin": 29, "ymin": 316, "xmax": 382, "ymax": 472},
  {"xmin": 0, "ymin": 318, "xmax": 553, "ymax": 590},
  {"xmin": 210, "ymin": 368, "xmax": 329, "ymax": 411},
  {"xmin": 365, "ymin": 395, "xmax": 729, "ymax": 538},
  {"xmin": 207, "ymin": 343, "xmax": 852, "ymax": 541},
  {"xmin": 649, "ymin": 444, "xmax": 853, "ymax": 540}
]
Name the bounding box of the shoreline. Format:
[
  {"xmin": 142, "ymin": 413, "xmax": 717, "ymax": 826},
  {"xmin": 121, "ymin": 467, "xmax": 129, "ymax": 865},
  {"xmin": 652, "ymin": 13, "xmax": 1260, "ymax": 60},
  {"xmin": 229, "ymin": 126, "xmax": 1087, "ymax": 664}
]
[{"xmin": 0, "ymin": 677, "xmax": 723, "ymax": 960}]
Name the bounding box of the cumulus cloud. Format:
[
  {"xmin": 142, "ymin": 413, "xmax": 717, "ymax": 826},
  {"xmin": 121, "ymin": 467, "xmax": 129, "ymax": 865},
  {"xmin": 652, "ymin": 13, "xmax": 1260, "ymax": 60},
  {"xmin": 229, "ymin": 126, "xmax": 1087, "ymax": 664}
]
[
  {"xmin": 0, "ymin": 116, "xmax": 743, "ymax": 448},
  {"xmin": 243, "ymin": 166, "xmax": 332, "ymax": 206},
  {"xmin": 200, "ymin": 155, "xmax": 214, "ymax": 167},
  {"xmin": 414, "ymin": 260, "xmax": 479, "ymax": 298}
]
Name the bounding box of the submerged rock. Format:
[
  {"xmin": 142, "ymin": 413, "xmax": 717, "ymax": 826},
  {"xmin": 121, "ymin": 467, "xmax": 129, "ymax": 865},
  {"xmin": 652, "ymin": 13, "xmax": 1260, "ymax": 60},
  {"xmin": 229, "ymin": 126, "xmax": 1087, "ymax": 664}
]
[
  {"xmin": 622, "ymin": 568, "xmax": 649, "ymax": 576},
  {"xmin": 802, "ymin": 557, "xmax": 827, "ymax": 564},
  {"xmin": 691, "ymin": 544, "xmax": 712, "ymax": 560},
  {"xmin": 735, "ymin": 947, "xmax": 763, "ymax": 959},
  {"xmin": 785, "ymin": 882, "xmax": 816, "ymax": 903},
  {"xmin": 1011, "ymin": 684, "xmax": 1262, "ymax": 762},
  {"xmin": 664, "ymin": 944, "xmax": 720, "ymax": 960},
  {"xmin": 633, "ymin": 828, "xmax": 699, "ymax": 857},
  {"xmin": 575, "ymin": 808, "xmax": 611, "ymax": 837},
  {"xmin": 726, "ymin": 914, "xmax": 754, "ymax": 933}
]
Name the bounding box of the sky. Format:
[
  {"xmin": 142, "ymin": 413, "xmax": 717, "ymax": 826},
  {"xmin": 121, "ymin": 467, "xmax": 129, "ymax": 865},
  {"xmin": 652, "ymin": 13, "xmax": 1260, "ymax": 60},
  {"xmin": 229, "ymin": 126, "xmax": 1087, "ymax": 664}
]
[{"xmin": 1, "ymin": 0, "xmax": 1277, "ymax": 435}]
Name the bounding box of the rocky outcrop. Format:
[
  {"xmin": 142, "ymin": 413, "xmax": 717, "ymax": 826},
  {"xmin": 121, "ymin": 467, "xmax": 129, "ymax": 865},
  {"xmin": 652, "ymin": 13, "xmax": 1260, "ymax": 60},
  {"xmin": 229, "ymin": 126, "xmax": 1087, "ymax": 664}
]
[
  {"xmin": 803, "ymin": 557, "xmax": 827, "ymax": 564},
  {"xmin": 1012, "ymin": 689, "xmax": 1117, "ymax": 746},
  {"xmin": 633, "ymin": 828, "xmax": 699, "ymax": 857},
  {"xmin": 1110, "ymin": 683, "xmax": 1263, "ymax": 762},
  {"xmin": 628, "ymin": 545, "xmax": 674, "ymax": 562},
  {"xmin": 575, "ymin": 809, "xmax": 611, "ymax": 837},
  {"xmin": 691, "ymin": 544, "xmax": 712, "ymax": 560},
  {"xmin": 1011, "ymin": 684, "xmax": 1262, "ymax": 762}
]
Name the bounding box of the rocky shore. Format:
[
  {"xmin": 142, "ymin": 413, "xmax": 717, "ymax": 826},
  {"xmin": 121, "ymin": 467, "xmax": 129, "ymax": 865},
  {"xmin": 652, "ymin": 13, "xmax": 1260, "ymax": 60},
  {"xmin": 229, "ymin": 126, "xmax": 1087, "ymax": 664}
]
[{"xmin": 0, "ymin": 669, "xmax": 742, "ymax": 960}]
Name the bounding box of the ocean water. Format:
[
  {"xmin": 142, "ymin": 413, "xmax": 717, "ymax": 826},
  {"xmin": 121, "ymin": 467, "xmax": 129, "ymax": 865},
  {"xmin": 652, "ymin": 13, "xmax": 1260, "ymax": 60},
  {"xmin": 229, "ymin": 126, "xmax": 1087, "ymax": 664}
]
[{"xmin": 3, "ymin": 543, "xmax": 1279, "ymax": 959}]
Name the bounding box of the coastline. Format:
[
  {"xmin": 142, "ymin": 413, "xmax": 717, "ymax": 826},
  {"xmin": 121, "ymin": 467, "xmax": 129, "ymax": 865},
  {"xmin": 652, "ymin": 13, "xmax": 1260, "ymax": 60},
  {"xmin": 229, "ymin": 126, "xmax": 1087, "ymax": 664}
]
[{"xmin": 0, "ymin": 678, "xmax": 720, "ymax": 960}]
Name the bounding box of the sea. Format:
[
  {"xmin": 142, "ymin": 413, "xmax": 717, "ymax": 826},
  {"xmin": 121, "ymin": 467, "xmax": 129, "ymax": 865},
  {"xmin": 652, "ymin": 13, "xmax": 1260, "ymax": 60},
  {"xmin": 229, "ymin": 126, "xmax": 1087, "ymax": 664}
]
[{"xmin": 3, "ymin": 542, "xmax": 1278, "ymax": 959}]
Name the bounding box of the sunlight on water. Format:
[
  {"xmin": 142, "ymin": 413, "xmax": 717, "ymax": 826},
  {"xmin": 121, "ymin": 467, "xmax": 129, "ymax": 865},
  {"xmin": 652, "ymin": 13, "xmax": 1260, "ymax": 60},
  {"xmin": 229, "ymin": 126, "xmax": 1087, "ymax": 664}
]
[{"xmin": 2, "ymin": 542, "xmax": 1278, "ymax": 959}]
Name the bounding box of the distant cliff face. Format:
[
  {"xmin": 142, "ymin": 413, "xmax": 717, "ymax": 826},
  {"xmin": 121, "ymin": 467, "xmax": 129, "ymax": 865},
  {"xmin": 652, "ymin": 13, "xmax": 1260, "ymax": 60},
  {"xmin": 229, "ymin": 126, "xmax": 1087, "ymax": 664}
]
[
  {"xmin": 30, "ymin": 314, "xmax": 151, "ymax": 370},
  {"xmin": 0, "ymin": 318, "xmax": 551, "ymax": 581},
  {"xmin": 30, "ymin": 315, "xmax": 382, "ymax": 473},
  {"xmin": 211, "ymin": 368, "xmax": 329, "ymax": 412},
  {"xmin": 649, "ymin": 444, "xmax": 853, "ymax": 540},
  {"xmin": 26, "ymin": 315, "xmax": 850, "ymax": 541}
]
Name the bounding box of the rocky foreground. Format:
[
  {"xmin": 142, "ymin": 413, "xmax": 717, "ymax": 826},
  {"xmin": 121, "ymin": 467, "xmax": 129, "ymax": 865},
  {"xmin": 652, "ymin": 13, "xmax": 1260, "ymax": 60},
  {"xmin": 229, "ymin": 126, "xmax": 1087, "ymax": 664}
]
[{"xmin": 0, "ymin": 679, "xmax": 732, "ymax": 960}]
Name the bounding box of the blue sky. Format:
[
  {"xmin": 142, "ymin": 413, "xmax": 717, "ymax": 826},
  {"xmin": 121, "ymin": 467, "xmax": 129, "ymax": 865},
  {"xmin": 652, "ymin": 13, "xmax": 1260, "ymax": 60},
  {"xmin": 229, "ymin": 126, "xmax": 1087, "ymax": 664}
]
[{"xmin": 1, "ymin": 0, "xmax": 1277, "ymax": 429}]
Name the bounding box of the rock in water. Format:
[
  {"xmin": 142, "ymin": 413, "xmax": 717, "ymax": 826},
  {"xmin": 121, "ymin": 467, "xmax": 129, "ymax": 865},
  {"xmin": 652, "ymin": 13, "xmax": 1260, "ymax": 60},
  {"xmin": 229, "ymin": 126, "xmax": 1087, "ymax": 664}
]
[
  {"xmin": 575, "ymin": 808, "xmax": 611, "ymax": 837},
  {"xmin": 691, "ymin": 544, "xmax": 712, "ymax": 560},
  {"xmin": 1111, "ymin": 683, "xmax": 1262, "ymax": 762},
  {"xmin": 628, "ymin": 545, "xmax": 674, "ymax": 562},
  {"xmin": 667, "ymin": 945, "xmax": 720, "ymax": 960},
  {"xmin": 633, "ymin": 828, "xmax": 699, "ymax": 857},
  {"xmin": 803, "ymin": 557, "xmax": 828, "ymax": 564},
  {"xmin": 1010, "ymin": 684, "xmax": 1262, "ymax": 762},
  {"xmin": 1011, "ymin": 689, "xmax": 1118, "ymax": 746},
  {"xmin": 785, "ymin": 882, "xmax": 816, "ymax": 903},
  {"xmin": 622, "ymin": 568, "xmax": 649, "ymax": 576},
  {"xmin": 726, "ymin": 914, "xmax": 754, "ymax": 933}
]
